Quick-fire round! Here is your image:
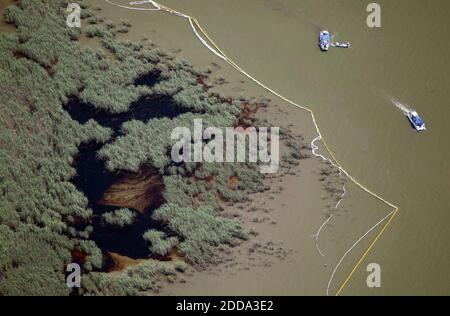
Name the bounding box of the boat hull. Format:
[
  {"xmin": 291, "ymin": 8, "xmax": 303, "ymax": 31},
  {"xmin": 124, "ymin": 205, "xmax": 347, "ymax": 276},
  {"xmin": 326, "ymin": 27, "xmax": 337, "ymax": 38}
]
[
  {"xmin": 407, "ymin": 112, "xmax": 426, "ymax": 131},
  {"xmin": 319, "ymin": 43, "xmax": 330, "ymax": 51},
  {"xmin": 319, "ymin": 30, "xmax": 330, "ymax": 52}
]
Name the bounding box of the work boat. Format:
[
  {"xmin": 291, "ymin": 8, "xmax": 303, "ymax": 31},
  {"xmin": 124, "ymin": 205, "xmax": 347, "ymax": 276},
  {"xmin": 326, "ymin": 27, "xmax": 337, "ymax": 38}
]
[
  {"xmin": 407, "ymin": 111, "xmax": 426, "ymax": 131},
  {"xmin": 319, "ymin": 30, "xmax": 331, "ymax": 51},
  {"xmin": 334, "ymin": 42, "xmax": 351, "ymax": 48}
]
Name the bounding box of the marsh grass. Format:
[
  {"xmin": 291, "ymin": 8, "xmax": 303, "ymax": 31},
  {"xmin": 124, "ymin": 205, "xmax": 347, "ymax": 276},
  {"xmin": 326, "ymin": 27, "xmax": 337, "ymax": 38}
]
[
  {"xmin": 0, "ymin": 0, "xmax": 304, "ymax": 295},
  {"xmin": 101, "ymin": 208, "xmax": 136, "ymax": 228}
]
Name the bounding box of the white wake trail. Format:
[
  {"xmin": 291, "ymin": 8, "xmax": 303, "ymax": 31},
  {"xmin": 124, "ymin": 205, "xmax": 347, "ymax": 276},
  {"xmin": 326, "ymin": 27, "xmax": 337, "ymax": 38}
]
[{"xmin": 390, "ymin": 97, "xmax": 413, "ymax": 114}]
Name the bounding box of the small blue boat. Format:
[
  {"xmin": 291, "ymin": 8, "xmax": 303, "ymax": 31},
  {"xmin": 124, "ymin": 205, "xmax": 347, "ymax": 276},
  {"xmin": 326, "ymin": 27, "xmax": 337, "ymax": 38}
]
[
  {"xmin": 407, "ymin": 111, "xmax": 426, "ymax": 131},
  {"xmin": 319, "ymin": 30, "xmax": 331, "ymax": 51}
]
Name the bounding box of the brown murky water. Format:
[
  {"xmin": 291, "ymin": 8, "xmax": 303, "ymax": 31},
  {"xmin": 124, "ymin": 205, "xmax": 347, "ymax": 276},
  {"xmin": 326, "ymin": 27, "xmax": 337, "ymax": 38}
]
[
  {"xmin": 159, "ymin": 0, "xmax": 450, "ymax": 296},
  {"xmin": 87, "ymin": 0, "xmax": 449, "ymax": 295},
  {"xmin": 0, "ymin": 0, "xmax": 16, "ymax": 33}
]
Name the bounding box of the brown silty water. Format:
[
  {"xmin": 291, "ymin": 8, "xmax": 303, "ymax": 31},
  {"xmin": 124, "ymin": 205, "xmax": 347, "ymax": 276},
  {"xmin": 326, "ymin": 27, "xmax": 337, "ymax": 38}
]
[{"xmin": 84, "ymin": 0, "xmax": 450, "ymax": 295}]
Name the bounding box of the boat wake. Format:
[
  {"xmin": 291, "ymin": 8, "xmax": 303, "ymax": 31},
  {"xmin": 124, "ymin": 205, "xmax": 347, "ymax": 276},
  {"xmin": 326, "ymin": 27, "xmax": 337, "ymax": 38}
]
[{"xmin": 390, "ymin": 97, "xmax": 413, "ymax": 115}]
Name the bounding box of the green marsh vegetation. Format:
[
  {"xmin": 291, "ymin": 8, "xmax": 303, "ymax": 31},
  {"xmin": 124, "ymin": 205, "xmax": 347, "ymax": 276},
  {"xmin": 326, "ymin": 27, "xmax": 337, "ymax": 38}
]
[
  {"xmin": 0, "ymin": 0, "xmax": 305, "ymax": 295},
  {"xmin": 101, "ymin": 208, "xmax": 136, "ymax": 228}
]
